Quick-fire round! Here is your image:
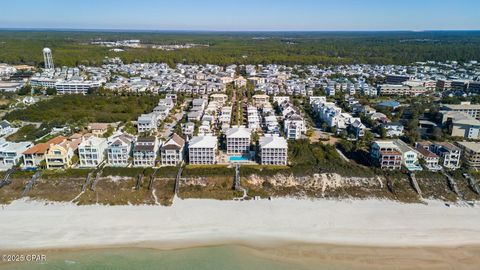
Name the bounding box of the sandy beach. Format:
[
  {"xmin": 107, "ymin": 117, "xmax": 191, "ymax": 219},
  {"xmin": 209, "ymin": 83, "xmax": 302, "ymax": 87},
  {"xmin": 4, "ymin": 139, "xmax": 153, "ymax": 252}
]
[{"xmin": 0, "ymin": 198, "xmax": 480, "ymax": 251}]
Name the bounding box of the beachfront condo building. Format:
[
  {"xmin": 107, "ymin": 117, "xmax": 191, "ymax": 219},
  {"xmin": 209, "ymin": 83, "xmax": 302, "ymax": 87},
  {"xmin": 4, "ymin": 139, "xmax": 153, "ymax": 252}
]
[
  {"xmin": 107, "ymin": 134, "xmax": 135, "ymax": 167},
  {"xmin": 160, "ymin": 133, "xmax": 185, "ymax": 166},
  {"xmin": 188, "ymin": 135, "xmax": 218, "ymax": 165},
  {"xmin": 455, "ymin": 141, "xmax": 480, "ymax": 169},
  {"xmin": 225, "ymin": 127, "xmax": 251, "ymax": 156},
  {"xmin": 133, "ymin": 137, "xmax": 158, "ymax": 167},
  {"xmin": 78, "ymin": 136, "xmax": 108, "ymax": 168},
  {"xmin": 259, "ymin": 135, "xmax": 288, "ymax": 166}
]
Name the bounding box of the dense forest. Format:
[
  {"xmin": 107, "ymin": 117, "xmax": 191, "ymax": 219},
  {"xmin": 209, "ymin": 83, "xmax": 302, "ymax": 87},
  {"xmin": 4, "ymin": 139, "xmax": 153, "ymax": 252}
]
[
  {"xmin": 0, "ymin": 30, "xmax": 480, "ymax": 67},
  {"xmin": 4, "ymin": 94, "xmax": 158, "ymax": 124}
]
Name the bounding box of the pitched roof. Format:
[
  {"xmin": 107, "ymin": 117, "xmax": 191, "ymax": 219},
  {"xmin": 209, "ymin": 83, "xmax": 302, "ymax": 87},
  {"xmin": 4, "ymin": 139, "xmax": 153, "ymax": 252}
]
[
  {"xmin": 162, "ymin": 133, "xmax": 185, "ymax": 150},
  {"xmin": 415, "ymin": 145, "xmax": 438, "ymax": 158},
  {"xmin": 23, "ymin": 136, "xmax": 66, "ymax": 155},
  {"xmin": 259, "ymin": 135, "xmax": 288, "ymax": 149},
  {"xmin": 226, "ymin": 127, "xmax": 251, "ymax": 138},
  {"xmin": 189, "ymin": 135, "xmax": 217, "ymax": 148}
]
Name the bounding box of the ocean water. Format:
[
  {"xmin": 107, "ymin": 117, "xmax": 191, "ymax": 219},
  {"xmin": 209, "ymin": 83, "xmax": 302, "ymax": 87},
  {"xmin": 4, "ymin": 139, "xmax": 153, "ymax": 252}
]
[{"xmin": 0, "ymin": 246, "xmax": 346, "ymax": 270}]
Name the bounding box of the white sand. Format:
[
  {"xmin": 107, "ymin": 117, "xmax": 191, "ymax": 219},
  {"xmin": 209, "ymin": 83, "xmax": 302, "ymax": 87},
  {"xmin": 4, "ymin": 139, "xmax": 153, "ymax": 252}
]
[{"xmin": 0, "ymin": 198, "xmax": 480, "ymax": 250}]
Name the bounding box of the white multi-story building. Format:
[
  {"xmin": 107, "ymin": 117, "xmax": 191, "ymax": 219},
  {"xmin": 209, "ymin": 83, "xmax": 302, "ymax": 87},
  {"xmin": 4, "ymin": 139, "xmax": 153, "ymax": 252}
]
[
  {"xmin": 284, "ymin": 114, "xmax": 305, "ymax": 140},
  {"xmin": 78, "ymin": 136, "xmax": 108, "ymax": 168},
  {"xmin": 30, "ymin": 77, "xmax": 57, "ymax": 88},
  {"xmin": 225, "ymin": 127, "xmax": 251, "ymax": 156},
  {"xmin": 188, "ymin": 135, "xmax": 218, "ymax": 165},
  {"xmin": 259, "ymin": 135, "xmax": 288, "ymax": 166},
  {"xmin": 55, "ymin": 80, "xmax": 101, "ymax": 94},
  {"xmin": 311, "ymin": 97, "xmax": 364, "ymax": 135},
  {"xmin": 247, "ymin": 106, "xmax": 261, "ymax": 130},
  {"xmin": 182, "ymin": 122, "xmax": 195, "ymax": 136},
  {"xmin": 429, "ymin": 142, "xmax": 461, "ymax": 170},
  {"xmin": 0, "ymin": 139, "xmax": 33, "ymax": 170},
  {"xmin": 137, "ymin": 113, "xmax": 158, "ymax": 133},
  {"xmin": 441, "ymin": 102, "xmax": 480, "ymax": 120},
  {"xmin": 160, "ymin": 133, "xmax": 185, "ymax": 166},
  {"xmin": 106, "ymin": 134, "xmax": 135, "ymax": 167},
  {"xmin": 133, "ymin": 137, "xmax": 158, "ymax": 167}
]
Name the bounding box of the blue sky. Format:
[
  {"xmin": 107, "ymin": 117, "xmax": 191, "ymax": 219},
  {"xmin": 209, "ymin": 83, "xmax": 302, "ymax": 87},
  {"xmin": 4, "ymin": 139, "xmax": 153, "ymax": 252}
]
[{"xmin": 1, "ymin": 0, "xmax": 479, "ymax": 31}]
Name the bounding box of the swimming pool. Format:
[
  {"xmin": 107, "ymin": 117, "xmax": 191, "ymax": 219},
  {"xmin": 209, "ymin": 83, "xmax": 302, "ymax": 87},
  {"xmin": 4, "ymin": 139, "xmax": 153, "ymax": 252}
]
[{"xmin": 229, "ymin": 156, "xmax": 249, "ymax": 162}]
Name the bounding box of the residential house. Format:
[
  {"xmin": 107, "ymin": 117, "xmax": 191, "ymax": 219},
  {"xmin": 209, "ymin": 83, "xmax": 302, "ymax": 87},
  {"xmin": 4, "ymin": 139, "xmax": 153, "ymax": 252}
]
[
  {"xmin": 78, "ymin": 136, "xmax": 108, "ymax": 168},
  {"xmin": 252, "ymin": 94, "xmax": 270, "ymax": 108},
  {"xmin": 226, "ymin": 126, "xmax": 251, "ymax": 156},
  {"xmin": 182, "ymin": 122, "xmax": 195, "ymax": 136},
  {"xmin": 259, "ymin": 135, "xmax": 288, "ymax": 165},
  {"xmin": 22, "ymin": 136, "xmax": 66, "ymax": 169},
  {"xmin": 45, "ymin": 137, "xmax": 81, "ymax": 169},
  {"xmin": 133, "ymin": 137, "xmax": 158, "ymax": 167},
  {"xmin": 381, "ymin": 122, "xmax": 404, "ymax": 137},
  {"xmin": 415, "ymin": 142, "xmax": 442, "ymax": 171},
  {"xmin": 137, "ymin": 113, "xmax": 158, "ymax": 133},
  {"xmin": 0, "ymin": 120, "xmax": 13, "ymax": 136},
  {"xmin": 188, "ymin": 135, "xmax": 218, "ymax": 165},
  {"xmin": 392, "ymin": 139, "xmax": 422, "ymax": 171},
  {"xmin": 429, "ymin": 142, "xmax": 461, "ymax": 170},
  {"xmin": 0, "ymin": 139, "xmax": 33, "ymax": 170},
  {"xmin": 160, "ymin": 133, "xmax": 185, "ymax": 166},
  {"xmin": 370, "ymin": 141, "xmax": 402, "ymax": 170},
  {"xmin": 106, "ymin": 133, "xmax": 135, "ymax": 167},
  {"xmin": 284, "ymin": 114, "xmax": 305, "ymax": 140}
]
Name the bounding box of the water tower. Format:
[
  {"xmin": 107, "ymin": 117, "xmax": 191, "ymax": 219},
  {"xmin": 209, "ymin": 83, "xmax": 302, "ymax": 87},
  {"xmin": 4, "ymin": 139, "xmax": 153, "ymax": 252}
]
[{"xmin": 43, "ymin": 48, "xmax": 54, "ymax": 70}]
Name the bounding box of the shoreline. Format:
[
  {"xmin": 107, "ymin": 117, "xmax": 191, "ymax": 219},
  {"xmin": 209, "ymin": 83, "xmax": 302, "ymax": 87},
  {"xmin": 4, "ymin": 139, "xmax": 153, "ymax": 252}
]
[{"xmin": 1, "ymin": 198, "xmax": 480, "ymax": 252}]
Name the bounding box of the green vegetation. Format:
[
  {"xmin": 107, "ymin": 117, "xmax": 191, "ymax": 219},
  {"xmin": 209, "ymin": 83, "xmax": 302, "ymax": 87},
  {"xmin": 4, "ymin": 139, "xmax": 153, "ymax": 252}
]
[
  {"xmin": 183, "ymin": 165, "xmax": 235, "ymax": 177},
  {"xmin": 6, "ymin": 123, "xmax": 53, "ymax": 142},
  {"xmin": 4, "ymin": 94, "xmax": 159, "ymax": 124},
  {"xmin": 289, "ymin": 139, "xmax": 375, "ymax": 177},
  {"xmin": 1, "ymin": 30, "xmax": 480, "ymax": 67}
]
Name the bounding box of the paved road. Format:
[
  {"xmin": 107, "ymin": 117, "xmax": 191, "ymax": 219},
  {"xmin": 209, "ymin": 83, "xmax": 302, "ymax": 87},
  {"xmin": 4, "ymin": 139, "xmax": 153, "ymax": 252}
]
[{"xmin": 159, "ymin": 100, "xmax": 189, "ymax": 139}]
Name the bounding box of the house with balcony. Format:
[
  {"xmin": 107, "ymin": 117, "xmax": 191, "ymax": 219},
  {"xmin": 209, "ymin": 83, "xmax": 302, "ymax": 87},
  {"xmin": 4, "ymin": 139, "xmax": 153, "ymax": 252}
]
[
  {"xmin": 78, "ymin": 136, "xmax": 108, "ymax": 168},
  {"xmin": 137, "ymin": 113, "xmax": 158, "ymax": 133},
  {"xmin": 456, "ymin": 141, "xmax": 480, "ymax": 169},
  {"xmin": 22, "ymin": 136, "xmax": 66, "ymax": 169},
  {"xmin": 133, "ymin": 137, "xmax": 158, "ymax": 167},
  {"xmin": 106, "ymin": 133, "xmax": 135, "ymax": 167},
  {"xmin": 429, "ymin": 142, "xmax": 461, "ymax": 170},
  {"xmin": 415, "ymin": 143, "xmax": 442, "ymax": 171},
  {"xmin": 160, "ymin": 133, "xmax": 185, "ymax": 166},
  {"xmin": 370, "ymin": 141, "xmax": 403, "ymax": 170},
  {"xmin": 45, "ymin": 137, "xmax": 81, "ymax": 169},
  {"xmin": 226, "ymin": 126, "xmax": 252, "ymax": 156},
  {"xmin": 259, "ymin": 135, "xmax": 288, "ymax": 166},
  {"xmin": 188, "ymin": 135, "xmax": 218, "ymax": 165},
  {"xmin": 0, "ymin": 139, "xmax": 33, "ymax": 170},
  {"xmin": 391, "ymin": 139, "xmax": 422, "ymax": 171},
  {"xmin": 252, "ymin": 94, "xmax": 270, "ymax": 108},
  {"xmin": 284, "ymin": 114, "xmax": 305, "ymax": 140},
  {"xmin": 247, "ymin": 106, "xmax": 261, "ymax": 130}
]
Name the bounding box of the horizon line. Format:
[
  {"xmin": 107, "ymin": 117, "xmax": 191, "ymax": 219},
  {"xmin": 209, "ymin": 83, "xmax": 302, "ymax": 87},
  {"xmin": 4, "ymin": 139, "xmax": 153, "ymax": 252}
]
[{"xmin": 1, "ymin": 27, "xmax": 480, "ymax": 33}]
